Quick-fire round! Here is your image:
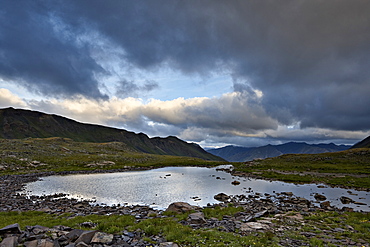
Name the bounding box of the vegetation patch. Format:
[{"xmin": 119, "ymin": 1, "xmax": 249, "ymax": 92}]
[{"xmin": 233, "ymin": 148, "xmax": 370, "ymax": 189}]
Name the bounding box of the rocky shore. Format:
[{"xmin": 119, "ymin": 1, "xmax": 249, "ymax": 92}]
[{"xmin": 0, "ymin": 171, "xmax": 369, "ymax": 246}]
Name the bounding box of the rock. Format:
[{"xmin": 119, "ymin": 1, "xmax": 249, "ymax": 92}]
[
  {"xmin": 91, "ymin": 232, "xmax": 114, "ymax": 244},
  {"xmin": 340, "ymin": 196, "xmax": 354, "ymax": 204},
  {"xmin": 281, "ymin": 192, "xmax": 293, "ymax": 196},
  {"xmin": 214, "ymin": 193, "xmax": 230, "ymax": 202},
  {"xmin": 66, "ymin": 229, "xmax": 85, "ymax": 242},
  {"xmin": 24, "ymin": 240, "xmax": 38, "ymax": 247},
  {"xmin": 353, "ymin": 201, "xmax": 366, "ymax": 205},
  {"xmin": 0, "ymin": 236, "xmax": 18, "ymax": 247},
  {"xmin": 231, "ymin": 180, "xmax": 240, "ymax": 185},
  {"xmin": 320, "ymin": 201, "xmax": 331, "ymax": 209},
  {"xmin": 188, "ymin": 212, "xmax": 206, "ymax": 224},
  {"xmin": 32, "ymin": 225, "xmax": 50, "ymax": 235},
  {"xmin": 159, "ymin": 242, "xmax": 179, "ymax": 247},
  {"xmin": 36, "ymin": 239, "xmax": 55, "ymax": 247},
  {"xmin": 166, "ymin": 202, "xmax": 197, "ymax": 213},
  {"xmin": 240, "ymin": 222, "xmax": 269, "ymax": 231},
  {"xmin": 0, "ymin": 223, "xmax": 21, "ymax": 235},
  {"xmin": 75, "ymin": 230, "xmax": 98, "ymax": 244},
  {"xmin": 253, "ymin": 210, "xmax": 268, "ymax": 219},
  {"xmin": 314, "ymin": 193, "xmax": 327, "ymax": 201}
]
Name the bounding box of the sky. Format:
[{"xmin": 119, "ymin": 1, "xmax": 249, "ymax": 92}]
[{"xmin": 1, "ymin": 0, "xmax": 370, "ymax": 148}]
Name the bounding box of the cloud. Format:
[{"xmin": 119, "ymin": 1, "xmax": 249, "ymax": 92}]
[
  {"xmin": 1, "ymin": 0, "xmax": 370, "ymax": 139},
  {"xmin": 2, "ymin": 88, "xmax": 363, "ymax": 148},
  {"xmin": 0, "ymin": 89, "xmax": 28, "ymax": 108},
  {"xmin": 115, "ymin": 79, "xmax": 159, "ymax": 98},
  {"xmin": 0, "ymin": 1, "xmax": 107, "ymax": 99}
]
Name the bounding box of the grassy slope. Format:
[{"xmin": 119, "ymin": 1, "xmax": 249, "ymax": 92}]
[
  {"xmin": 233, "ymin": 148, "xmax": 370, "ymax": 189},
  {"xmin": 0, "ymin": 108, "xmax": 223, "ymax": 161},
  {"xmin": 0, "ymin": 137, "xmax": 225, "ymax": 175}
]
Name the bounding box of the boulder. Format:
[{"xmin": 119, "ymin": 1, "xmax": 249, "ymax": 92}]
[
  {"xmin": 320, "ymin": 201, "xmax": 331, "ymax": 209},
  {"xmin": 188, "ymin": 212, "xmax": 206, "ymax": 224},
  {"xmin": 75, "ymin": 230, "xmax": 98, "ymax": 245},
  {"xmin": 240, "ymin": 222, "xmax": 269, "ymax": 232},
  {"xmin": 166, "ymin": 202, "xmax": 196, "ymax": 213},
  {"xmin": 0, "ymin": 236, "xmax": 18, "ymax": 247},
  {"xmin": 214, "ymin": 193, "xmax": 230, "ymax": 202},
  {"xmin": 91, "ymin": 232, "xmax": 114, "ymax": 244},
  {"xmin": 340, "ymin": 196, "xmax": 354, "ymax": 204},
  {"xmin": 231, "ymin": 180, "xmax": 240, "ymax": 185},
  {"xmin": 0, "ymin": 223, "xmax": 21, "ymax": 235},
  {"xmin": 314, "ymin": 193, "xmax": 327, "ymax": 201},
  {"xmin": 159, "ymin": 243, "xmax": 179, "ymax": 247}
]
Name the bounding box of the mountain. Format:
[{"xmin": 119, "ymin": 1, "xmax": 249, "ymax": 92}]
[
  {"xmin": 0, "ymin": 107, "xmax": 223, "ymax": 161},
  {"xmin": 351, "ymin": 136, "xmax": 370, "ymax": 149},
  {"xmin": 207, "ymin": 142, "xmax": 351, "ymax": 162}
]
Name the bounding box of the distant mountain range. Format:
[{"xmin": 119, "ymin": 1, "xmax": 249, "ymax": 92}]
[
  {"xmin": 0, "ymin": 107, "xmax": 223, "ymax": 161},
  {"xmin": 207, "ymin": 142, "xmax": 351, "ymax": 162}
]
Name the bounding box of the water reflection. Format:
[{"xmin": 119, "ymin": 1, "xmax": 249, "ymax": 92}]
[{"xmin": 23, "ymin": 166, "xmax": 370, "ymax": 211}]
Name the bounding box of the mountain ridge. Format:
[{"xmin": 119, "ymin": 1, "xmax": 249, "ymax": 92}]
[
  {"xmin": 351, "ymin": 135, "xmax": 370, "ymax": 149},
  {"xmin": 0, "ymin": 107, "xmax": 223, "ymax": 161},
  {"xmin": 207, "ymin": 142, "xmax": 351, "ymax": 162}
]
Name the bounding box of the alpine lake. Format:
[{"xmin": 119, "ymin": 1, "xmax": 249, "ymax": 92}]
[{"xmin": 22, "ymin": 166, "xmax": 370, "ymax": 212}]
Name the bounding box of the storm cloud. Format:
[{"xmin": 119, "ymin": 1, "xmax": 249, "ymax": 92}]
[{"xmin": 1, "ymin": 0, "xmax": 370, "ymax": 146}]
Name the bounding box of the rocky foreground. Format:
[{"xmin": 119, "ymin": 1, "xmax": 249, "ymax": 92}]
[{"xmin": 0, "ymin": 172, "xmax": 369, "ymax": 247}]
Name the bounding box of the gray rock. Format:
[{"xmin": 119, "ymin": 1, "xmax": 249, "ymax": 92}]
[
  {"xmin": 75, "ymin": 230, "xmax": 98, "ymax": 244},
  {"xmin": 0, "ymin": 236, "xmax": 18, "ymax": 247},
  {"xmin": 340, "ymin": 196, "xmax": 354, "ymax": 204},
  {"xmin": 314, "ymin": 193, "xmax": 327, "ymax": 201},
  {"xmin": 0, "ymin": 223, "xmax": 21, "ymax": 235},
  {"xmin": 240, "ymin": 222, "xmax": 269, "ymax": 231},
  {"xmin": 214, "ymin": 193, "xmax": 230, "ymax": 202},
  {"xmin": 91, "ymin": 232, "xmax": 114, "ymax": 244},
  {"xmin": 159, "ymin": 242, "xmax": 179, "ymax": 247},
  {"xmin": 166, "ymin": 202, "xmax": 196, "ymax": 213},
  {"xmin": 188, "ymin": 212, "xmax": 206, "ymax": 224},
  {"xmin": 66, "ymin": 229, "xmax": 85, "ymax": 242}
]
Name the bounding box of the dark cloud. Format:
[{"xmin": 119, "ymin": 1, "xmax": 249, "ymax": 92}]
[
  {"xmin": 115, "ymin": 79, "xmax": 159, "ymax": 97},
  {"xmin": 0, "ymin": 0, "xmax": 107, "ymax": 99},
  {"xmin": 1, "ymin": 0, "xmax": 370, "ymax": 133}
]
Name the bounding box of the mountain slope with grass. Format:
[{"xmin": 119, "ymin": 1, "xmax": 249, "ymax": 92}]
[
  {"xmin": 207, "ymin": 142, "xmax": 350, "ymax": 162},
  {"xmin": 351, "ymin": 135, "xmax": 370, "ymax": 149},
  {"xmin": 0, "ymin": 107, "xmax": 223, "ymax": 161}
]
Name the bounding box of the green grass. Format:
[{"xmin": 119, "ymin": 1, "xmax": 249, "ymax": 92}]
[
  {"xmin": 129, "ymin": 215, "xmax": 277, "ymax": 246},
  {"xmin": 233, "ymin": 148, "xmax": 370, "ymax": 189},
  {"xmin": 203, "ymin": 204, "xmax": 244, "ymax": 220},
  {"xmin": 0, "ymin": 210, "xmax": 369, "ymax": 246},
  {"xmin": 0, "ymin": 211, "xmax": 135, "ymax": 234}
]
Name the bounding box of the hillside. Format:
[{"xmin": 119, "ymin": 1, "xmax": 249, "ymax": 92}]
[
  {"xmin": 351, "ymin": 135, "xmax": 370, "ymax": 149},
  {"xmin": 0, "ymin": 107, "xmax": 223, "ymax": 161},
  {"xmin": 207, "ymin": 142, "xmax": 350, "ymax": 162}
]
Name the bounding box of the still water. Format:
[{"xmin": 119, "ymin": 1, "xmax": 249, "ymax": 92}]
[{"xmin": 23, "ymin": 166, "xmax": 370, "ymax": 211}]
